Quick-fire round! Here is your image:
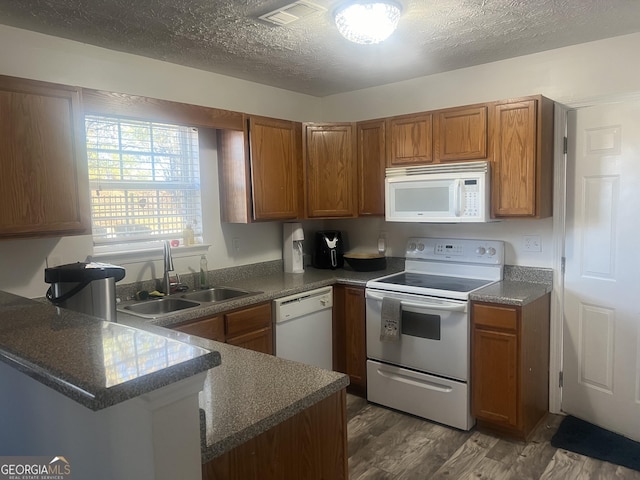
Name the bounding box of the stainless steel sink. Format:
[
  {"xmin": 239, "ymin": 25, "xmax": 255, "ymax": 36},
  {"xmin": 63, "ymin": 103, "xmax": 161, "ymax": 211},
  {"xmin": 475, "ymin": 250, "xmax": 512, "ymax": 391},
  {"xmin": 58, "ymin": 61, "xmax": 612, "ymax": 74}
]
[
  {"xmin": 180, "ymin": 287, "xmax": 259, "ymax": 303},
  {"xmin": 118, "ymin": 297, "xmax": 201, "ymax": 319}
]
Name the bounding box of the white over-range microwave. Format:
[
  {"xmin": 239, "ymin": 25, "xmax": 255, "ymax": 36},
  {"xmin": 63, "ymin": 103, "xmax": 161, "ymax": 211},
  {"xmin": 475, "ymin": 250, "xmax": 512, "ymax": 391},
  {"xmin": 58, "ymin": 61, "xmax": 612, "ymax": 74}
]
[{"xmin": 385, "ymin": 161, "xmax": 491, "ymax": 223}]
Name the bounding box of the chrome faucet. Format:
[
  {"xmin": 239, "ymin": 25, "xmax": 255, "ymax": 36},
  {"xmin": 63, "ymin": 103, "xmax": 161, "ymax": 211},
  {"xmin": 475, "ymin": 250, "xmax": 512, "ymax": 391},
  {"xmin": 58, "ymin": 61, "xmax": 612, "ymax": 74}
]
[{"xmin": 162, "ymin": 240, "xmax": 174, "ymax": 295}]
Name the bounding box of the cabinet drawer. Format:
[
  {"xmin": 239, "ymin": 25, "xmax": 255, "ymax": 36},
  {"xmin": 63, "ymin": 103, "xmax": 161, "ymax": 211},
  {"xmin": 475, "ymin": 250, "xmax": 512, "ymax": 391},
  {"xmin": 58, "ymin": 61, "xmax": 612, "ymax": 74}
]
[
  {"xmin": 226, "ymin": 302, "xmax": 272, "ymax": 338},
  {"xmin": 174, "ymin": 315, "xmax": 225, "ymax": 342},
  {"xmin": 473, "ymin": 303, "xmax": 518, "ymax": 331}
]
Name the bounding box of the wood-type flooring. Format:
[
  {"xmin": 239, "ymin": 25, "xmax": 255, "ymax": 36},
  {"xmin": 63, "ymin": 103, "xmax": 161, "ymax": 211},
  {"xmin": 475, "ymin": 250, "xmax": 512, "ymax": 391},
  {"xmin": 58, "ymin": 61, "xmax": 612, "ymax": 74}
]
[{"xmin": 347, "ymin": 394, "xmax": 640, "ymax": 480}]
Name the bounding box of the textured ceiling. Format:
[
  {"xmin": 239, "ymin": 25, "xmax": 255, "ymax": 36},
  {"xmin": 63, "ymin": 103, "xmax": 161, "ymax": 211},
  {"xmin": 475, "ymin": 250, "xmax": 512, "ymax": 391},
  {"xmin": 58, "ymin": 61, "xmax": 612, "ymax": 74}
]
[{"xmin": 1, "ymin": 0, "xmax": 639, "ymax": 96}]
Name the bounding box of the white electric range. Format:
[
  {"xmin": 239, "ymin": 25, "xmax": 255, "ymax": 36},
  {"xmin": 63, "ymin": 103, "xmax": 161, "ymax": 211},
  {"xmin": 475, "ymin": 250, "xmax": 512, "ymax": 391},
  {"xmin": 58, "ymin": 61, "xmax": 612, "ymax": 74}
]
[{"xmin": 365, "ymin": 237, "xmax": 504, "ymax": 430}]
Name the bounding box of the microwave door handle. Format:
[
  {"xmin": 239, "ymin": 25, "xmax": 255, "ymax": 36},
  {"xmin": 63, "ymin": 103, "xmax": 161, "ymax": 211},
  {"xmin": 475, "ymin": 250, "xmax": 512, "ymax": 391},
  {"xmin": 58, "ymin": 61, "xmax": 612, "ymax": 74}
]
[{"xmin": 453, "ymin": 179, "xmax": 462, "ymax": 217}]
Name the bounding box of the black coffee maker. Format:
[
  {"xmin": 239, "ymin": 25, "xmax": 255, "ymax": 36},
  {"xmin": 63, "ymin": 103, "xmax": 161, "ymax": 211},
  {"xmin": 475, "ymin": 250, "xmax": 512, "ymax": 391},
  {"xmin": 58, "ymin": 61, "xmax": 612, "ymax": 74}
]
[{"xmin": 313, "ymin": 231, "xmax": 344, "ymax": 269}]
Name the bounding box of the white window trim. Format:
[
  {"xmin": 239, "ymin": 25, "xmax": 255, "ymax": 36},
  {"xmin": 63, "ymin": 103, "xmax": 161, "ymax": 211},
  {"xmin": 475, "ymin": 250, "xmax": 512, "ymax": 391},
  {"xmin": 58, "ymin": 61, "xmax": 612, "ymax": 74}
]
[{"xmin": 91, "ymin": 242, "xmax": 210, "ymax": 264}]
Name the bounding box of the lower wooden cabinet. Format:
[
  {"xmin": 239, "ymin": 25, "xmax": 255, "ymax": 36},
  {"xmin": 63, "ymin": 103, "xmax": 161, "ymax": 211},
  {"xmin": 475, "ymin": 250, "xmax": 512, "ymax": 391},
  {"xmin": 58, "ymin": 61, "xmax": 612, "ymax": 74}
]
[
  {"xmin": 173, "ymin": 315, "xmax": 225, "ymax": 342},
  {"xmin": 471, "ymin": 294, "xmax": 550, "ymax": 440},
  {"xmin": 202, "ymin": 389, "xmax": 347, "ymax": 480},
  {"xmin": 333, "ymin": 285, "xmax": 367, "ymax": 396},
  {"xmin": 172, "ymin": 302, "xmax": 273, "ymax": 355}
]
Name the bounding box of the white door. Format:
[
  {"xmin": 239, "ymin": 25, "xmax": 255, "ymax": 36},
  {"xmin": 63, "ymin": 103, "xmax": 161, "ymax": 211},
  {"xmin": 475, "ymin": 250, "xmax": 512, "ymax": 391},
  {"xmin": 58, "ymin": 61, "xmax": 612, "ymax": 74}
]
[{"xmin": 563, "ymin": 101, "xmax": 640, "ymax": 441}]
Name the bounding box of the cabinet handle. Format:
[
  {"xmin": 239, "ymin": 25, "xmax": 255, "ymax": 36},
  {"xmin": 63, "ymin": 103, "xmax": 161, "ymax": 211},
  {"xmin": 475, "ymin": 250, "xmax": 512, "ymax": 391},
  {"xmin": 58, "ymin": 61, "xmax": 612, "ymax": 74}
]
[{"xmin": 376, "ymin": 368, "xmax": 453, "ymax": 393}]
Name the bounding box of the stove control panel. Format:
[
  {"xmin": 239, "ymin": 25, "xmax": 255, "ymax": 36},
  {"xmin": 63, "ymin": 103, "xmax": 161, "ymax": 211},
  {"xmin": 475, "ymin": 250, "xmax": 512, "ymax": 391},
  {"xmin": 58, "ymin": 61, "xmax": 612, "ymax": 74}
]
[{"xmin": 405, "ymin": 237, "xmax": 504, "ymax": 264}]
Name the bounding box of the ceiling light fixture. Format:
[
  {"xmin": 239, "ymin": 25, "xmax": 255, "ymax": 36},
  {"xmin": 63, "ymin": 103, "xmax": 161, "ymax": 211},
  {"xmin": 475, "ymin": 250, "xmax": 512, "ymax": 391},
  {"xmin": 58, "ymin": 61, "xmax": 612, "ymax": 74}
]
[{"xmin": 334, "ymin": 1, "xmax": 402, "ymax": 45}]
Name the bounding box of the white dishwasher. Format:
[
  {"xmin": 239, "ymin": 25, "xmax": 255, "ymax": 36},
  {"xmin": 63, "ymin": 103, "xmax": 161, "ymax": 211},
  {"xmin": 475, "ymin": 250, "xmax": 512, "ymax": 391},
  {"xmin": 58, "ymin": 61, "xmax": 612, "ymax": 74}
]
[{"xmin": 273, "ymin": 286, "xmax": 333, "ymax": 370}]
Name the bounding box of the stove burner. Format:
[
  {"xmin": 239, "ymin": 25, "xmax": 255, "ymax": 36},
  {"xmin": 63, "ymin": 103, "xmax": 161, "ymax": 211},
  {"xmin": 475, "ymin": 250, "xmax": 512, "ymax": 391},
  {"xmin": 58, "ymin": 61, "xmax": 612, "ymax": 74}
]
[{"xmin": 376, "ymin": 272, "xmax": 492, "ymax": 293}]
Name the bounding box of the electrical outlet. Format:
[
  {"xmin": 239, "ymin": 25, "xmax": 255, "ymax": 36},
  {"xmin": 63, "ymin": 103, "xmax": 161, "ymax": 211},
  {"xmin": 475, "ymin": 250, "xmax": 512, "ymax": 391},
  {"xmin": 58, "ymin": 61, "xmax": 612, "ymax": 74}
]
[
  {"xmin": 232, "ymin": 237, "xmax": 241, "ymax": 253},
  {"xmin": 523, "ymin": 235, "xmax": 542, "ymax": 252}
]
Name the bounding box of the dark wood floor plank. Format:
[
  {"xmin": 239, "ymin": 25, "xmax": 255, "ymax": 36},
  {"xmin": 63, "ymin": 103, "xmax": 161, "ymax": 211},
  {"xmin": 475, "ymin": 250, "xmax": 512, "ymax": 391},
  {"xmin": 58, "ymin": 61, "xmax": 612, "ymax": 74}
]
[
  {"xmin": 539, "ymin": 449, "xmax": 586, "ymax": 480},
  {"xmin": 346, "ymin": 395, "xmax": 640, "ymax": 480},
  {"xmin": 428, "ymin": 431, "xmax": 500, "ymax": 480}
]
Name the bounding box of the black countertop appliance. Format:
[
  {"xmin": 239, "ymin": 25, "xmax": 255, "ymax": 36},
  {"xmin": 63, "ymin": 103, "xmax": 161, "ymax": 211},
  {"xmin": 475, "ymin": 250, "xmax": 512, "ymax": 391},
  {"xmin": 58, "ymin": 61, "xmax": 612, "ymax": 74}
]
[{"xmin": 313, "ymin": 231, "xmax": 344, "ymax": 269}]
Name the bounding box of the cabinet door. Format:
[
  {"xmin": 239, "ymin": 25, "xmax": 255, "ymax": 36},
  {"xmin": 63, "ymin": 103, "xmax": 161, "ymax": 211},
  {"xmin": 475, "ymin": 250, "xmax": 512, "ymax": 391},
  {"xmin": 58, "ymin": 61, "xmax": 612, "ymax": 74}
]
[
  {"xmin": 387, "ymin": 113, "xmax": 433, "ymax": 166},
  {"xmin": 472, "ymin": 328, "xmax": 519, "ymax": 427},
  {"xmin": 226, "ymin": 326, "xmax": 273, "ymax": 355},
  {"xmin": 248, "ymin": 116, "xmax": 300, "ymax": 221},
  {"xmin": 492, "ymin": 100, "xmax": 537, "ymax": 216},
  {"xmin": 344, "ymin": 287, "xmax": 367, "ymax": 390},
  {"xmin": 225, "ymin": 302, "xmax": 272, "ymax": 338},
  {"xmin": 173, "ymin": 315, "xmax": 225, "ymax": 342},
  {"xmin": 491, "ymin": 97, "xmax": 553, "ymax": 218},
  {"xmin": 434, "ymin": 105, "xmax": 488, "ymax": 162},
  {"xmin": 356, "ymin": 119, "xmax": 385, "ymax": 216},
  {"xmin": 303, "ymin": 123, "xmax": 356, "ymax": 218},
  {"xmin": 0, "ymin": 75, "xmax": 90, "ymax": 238}
]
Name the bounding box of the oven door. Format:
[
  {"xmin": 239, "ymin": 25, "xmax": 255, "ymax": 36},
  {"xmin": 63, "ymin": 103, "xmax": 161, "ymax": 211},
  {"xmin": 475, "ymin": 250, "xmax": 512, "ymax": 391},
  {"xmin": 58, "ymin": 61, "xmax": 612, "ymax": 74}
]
[{"xmin": 365, "ymin": 288, "xmax": 469, "ymax": 381}]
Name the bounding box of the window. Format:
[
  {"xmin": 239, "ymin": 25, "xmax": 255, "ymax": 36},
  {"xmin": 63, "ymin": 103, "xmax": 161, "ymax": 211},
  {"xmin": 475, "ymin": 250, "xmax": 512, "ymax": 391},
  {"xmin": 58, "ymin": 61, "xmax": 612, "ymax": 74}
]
[{"xmin": 85, "ymin": 115, "xmax": 202, "ymax": 246}]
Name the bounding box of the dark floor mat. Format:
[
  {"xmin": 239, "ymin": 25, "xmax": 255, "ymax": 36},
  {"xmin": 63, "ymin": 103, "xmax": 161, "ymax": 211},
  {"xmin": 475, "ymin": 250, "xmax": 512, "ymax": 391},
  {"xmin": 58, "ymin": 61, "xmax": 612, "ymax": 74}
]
[{"xmin": 551, "ymin": 415, "xmax": 640, "ymax": 472}]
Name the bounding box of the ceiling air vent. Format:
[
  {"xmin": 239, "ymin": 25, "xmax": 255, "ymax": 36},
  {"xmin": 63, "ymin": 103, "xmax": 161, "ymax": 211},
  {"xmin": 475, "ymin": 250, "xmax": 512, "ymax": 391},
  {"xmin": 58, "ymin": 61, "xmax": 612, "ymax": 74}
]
[{"xmin": 259, "ymin": 0, "xmax": 327, "ymax": 26}]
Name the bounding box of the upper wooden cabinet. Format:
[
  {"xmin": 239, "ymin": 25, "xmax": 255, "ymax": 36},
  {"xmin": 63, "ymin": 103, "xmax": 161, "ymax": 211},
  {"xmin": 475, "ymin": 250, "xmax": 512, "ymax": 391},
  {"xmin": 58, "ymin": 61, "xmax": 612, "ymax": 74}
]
[
  {"xmin": 248, "ymin": 116, "xmax": 300, "ymax": 221},
  {"xmin": 491, "ymin": 96, "xmax": 554, "ymax": 218},
  {"xmin": 386, "ymin": 112, "xmax": 433, "ymax": 166},
  {"xmin": 303, "ymin": 123, "xmax": 357, "ymax": 218},
  {"xmin": 218, "ymin": 115, "xmax": 301, "ymax": 223},
  {"xmin": 0, "ymin": 75, "xmax": 90, "ymax": 238},
  {"xmin": 434, "ymin": 105, "xmax": 488, "ymax": 162},
  {"xmin": 356, "ymin": 119, "xmax": 386, "ymax": 216}
]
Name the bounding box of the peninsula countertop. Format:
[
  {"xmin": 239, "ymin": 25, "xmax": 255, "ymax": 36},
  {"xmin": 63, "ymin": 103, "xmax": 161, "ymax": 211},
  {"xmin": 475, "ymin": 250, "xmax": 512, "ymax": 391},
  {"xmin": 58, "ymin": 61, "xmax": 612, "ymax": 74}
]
[
  {"xmin": 117, "ymin": 317, "xmax": 349, "ymax": 462},
  {"xmin": 0, "ymin": 290, "xmax": 220, "ymax": 410}
]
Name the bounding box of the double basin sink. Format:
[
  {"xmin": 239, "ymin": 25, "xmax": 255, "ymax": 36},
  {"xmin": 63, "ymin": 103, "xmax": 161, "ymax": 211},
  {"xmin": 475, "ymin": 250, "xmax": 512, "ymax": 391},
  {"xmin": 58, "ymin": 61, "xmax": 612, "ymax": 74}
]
[{"xmin": 118, "ymin": 287, "xmax": 261, "ymax": 319}]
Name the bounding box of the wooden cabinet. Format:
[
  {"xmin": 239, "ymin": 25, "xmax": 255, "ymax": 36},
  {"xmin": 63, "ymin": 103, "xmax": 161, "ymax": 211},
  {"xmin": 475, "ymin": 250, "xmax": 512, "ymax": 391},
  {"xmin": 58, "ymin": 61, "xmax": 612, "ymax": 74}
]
[
  {"xmin": 471, "ymin": 294, "xmax": 550, "ymax": 440},
  {"xmin": 225, "ymin": 302, "xmax": 273, "ymax": 355},
  {"xmin": 386, "ymin": 112, "xmax": 433, "ymax": 166},
  {"xmin": 303, "ymin": 123, "xmax": 356, "ymax": 218},
  {"xmin": 356, "ymin": 119, "xmax": 386, "ymax": 216},
  {"xmin": 434, "ymin": 105, "xmax": 488, "ymax": 162},
  {"xmin": 0, "ymin": 75, "xmax": 90, "ymax": 238},
  {"xmin": 491, "ymin": 95, "xmax": 554, "ymax": 218},
  {"xmin": 333, "ymin": 285, "xmax": 367, "ymax": 396},
  {"xmin": 218, "ymin": 116, "xmax": 301, "ymax": 223},
  {"xmin": 172, "ymin": 302, "xmax": 273, "ymax": 355},
  {"xmin": 202, "ymin": 389, "xmax": 347, "ymax": 480},
  {"xmin": 173, "ymin": 315, "xmax": 225, "ymax": 342}
]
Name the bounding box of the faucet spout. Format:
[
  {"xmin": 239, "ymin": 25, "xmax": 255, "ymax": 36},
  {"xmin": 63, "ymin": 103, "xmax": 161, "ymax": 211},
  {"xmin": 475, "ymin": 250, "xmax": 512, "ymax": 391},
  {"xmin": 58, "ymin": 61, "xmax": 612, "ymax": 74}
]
[{"xmin": 162, "ymin": 240, "xmax": 174, "ymax": 295}]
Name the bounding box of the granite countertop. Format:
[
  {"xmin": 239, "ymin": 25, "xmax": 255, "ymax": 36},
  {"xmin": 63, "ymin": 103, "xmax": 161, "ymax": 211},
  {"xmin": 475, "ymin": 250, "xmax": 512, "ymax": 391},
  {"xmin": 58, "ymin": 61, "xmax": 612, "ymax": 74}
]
[
  {"xmin": 469, "ymin": 266, "xmax": 554, "ymax": 306},
  {"xmin": 469, "ymin": 280, "xmax": 552, "ymax": 306},
  {"xmin": 121, "ymin": 262, "xmax": 404, "ymax": 329},
  {"xmin": 117, "ymin": 318, "xmax": 349, "ymax": 462},
  {"xmin": 0, "ymin": 290, "xmax": 220, "ymax": 411}
]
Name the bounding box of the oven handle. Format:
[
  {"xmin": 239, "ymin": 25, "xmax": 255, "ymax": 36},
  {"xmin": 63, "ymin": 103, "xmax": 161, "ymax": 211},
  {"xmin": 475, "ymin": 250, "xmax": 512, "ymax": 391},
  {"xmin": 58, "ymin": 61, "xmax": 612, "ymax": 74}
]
[
  {"xmin": 376, "ymin": 368, "xmax": 453, "ymax": 393},
  {"xmin": 366, "ymin": 291, "xmax": 467, "ymax": 312}
]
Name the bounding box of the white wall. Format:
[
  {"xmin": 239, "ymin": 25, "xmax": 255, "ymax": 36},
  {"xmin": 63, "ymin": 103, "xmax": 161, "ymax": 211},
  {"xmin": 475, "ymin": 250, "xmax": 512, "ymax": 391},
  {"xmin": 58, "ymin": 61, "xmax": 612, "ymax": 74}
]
[
  {"xmin": 0, "ymin": 25, "xmax": 321, "ymax": 298},
  {"xmin": 321, "ymin": 32, "xmax": 640, "ymax": 121},
  {"xmin": 320, "ymin": 32, "xmax": 640, "ymax": 269},
  {"xmin": 2, "ymin": 26, "xmax": 640, "ymax": 297}
]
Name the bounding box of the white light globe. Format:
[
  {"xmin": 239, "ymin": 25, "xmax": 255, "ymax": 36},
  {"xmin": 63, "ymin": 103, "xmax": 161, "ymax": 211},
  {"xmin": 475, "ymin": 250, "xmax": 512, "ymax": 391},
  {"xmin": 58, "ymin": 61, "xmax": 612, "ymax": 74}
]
[{"xmin": 335, "ymin": 2, "xmax": 402, "ymax": 45}]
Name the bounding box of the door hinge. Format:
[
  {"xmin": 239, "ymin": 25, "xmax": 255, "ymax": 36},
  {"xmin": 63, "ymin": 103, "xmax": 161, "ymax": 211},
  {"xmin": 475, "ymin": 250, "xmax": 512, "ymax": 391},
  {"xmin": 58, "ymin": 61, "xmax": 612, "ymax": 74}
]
[
  {"xmin": 563, "ymin": 136, "xmax": 568, "ymax": 154},
  {"xmin": 559, "ymin": 371, "xmax": 564, "ymax": 388},
  {"xmin": 561, "ymin": 256, "xmax": 566, "ymax": 275}
]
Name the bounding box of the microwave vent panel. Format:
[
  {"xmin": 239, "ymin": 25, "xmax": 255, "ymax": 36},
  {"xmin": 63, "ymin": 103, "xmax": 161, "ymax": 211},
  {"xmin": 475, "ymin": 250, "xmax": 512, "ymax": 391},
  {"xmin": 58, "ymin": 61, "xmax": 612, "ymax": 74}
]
[
  {"xmin": 386, "ymin": 161, "xmax": 490, "ymax": 177},
  {"xmin": 259, "ymin": 1, "xmax": 327, "ymax": 26}
]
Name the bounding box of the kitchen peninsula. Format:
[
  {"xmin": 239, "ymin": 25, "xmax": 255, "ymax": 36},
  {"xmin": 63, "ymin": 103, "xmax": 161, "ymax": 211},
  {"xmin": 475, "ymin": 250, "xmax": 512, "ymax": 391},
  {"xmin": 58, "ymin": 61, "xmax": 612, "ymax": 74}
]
[{"xmin": 0, "ymin": 288, "xmax": 350, "ymax": 480}]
